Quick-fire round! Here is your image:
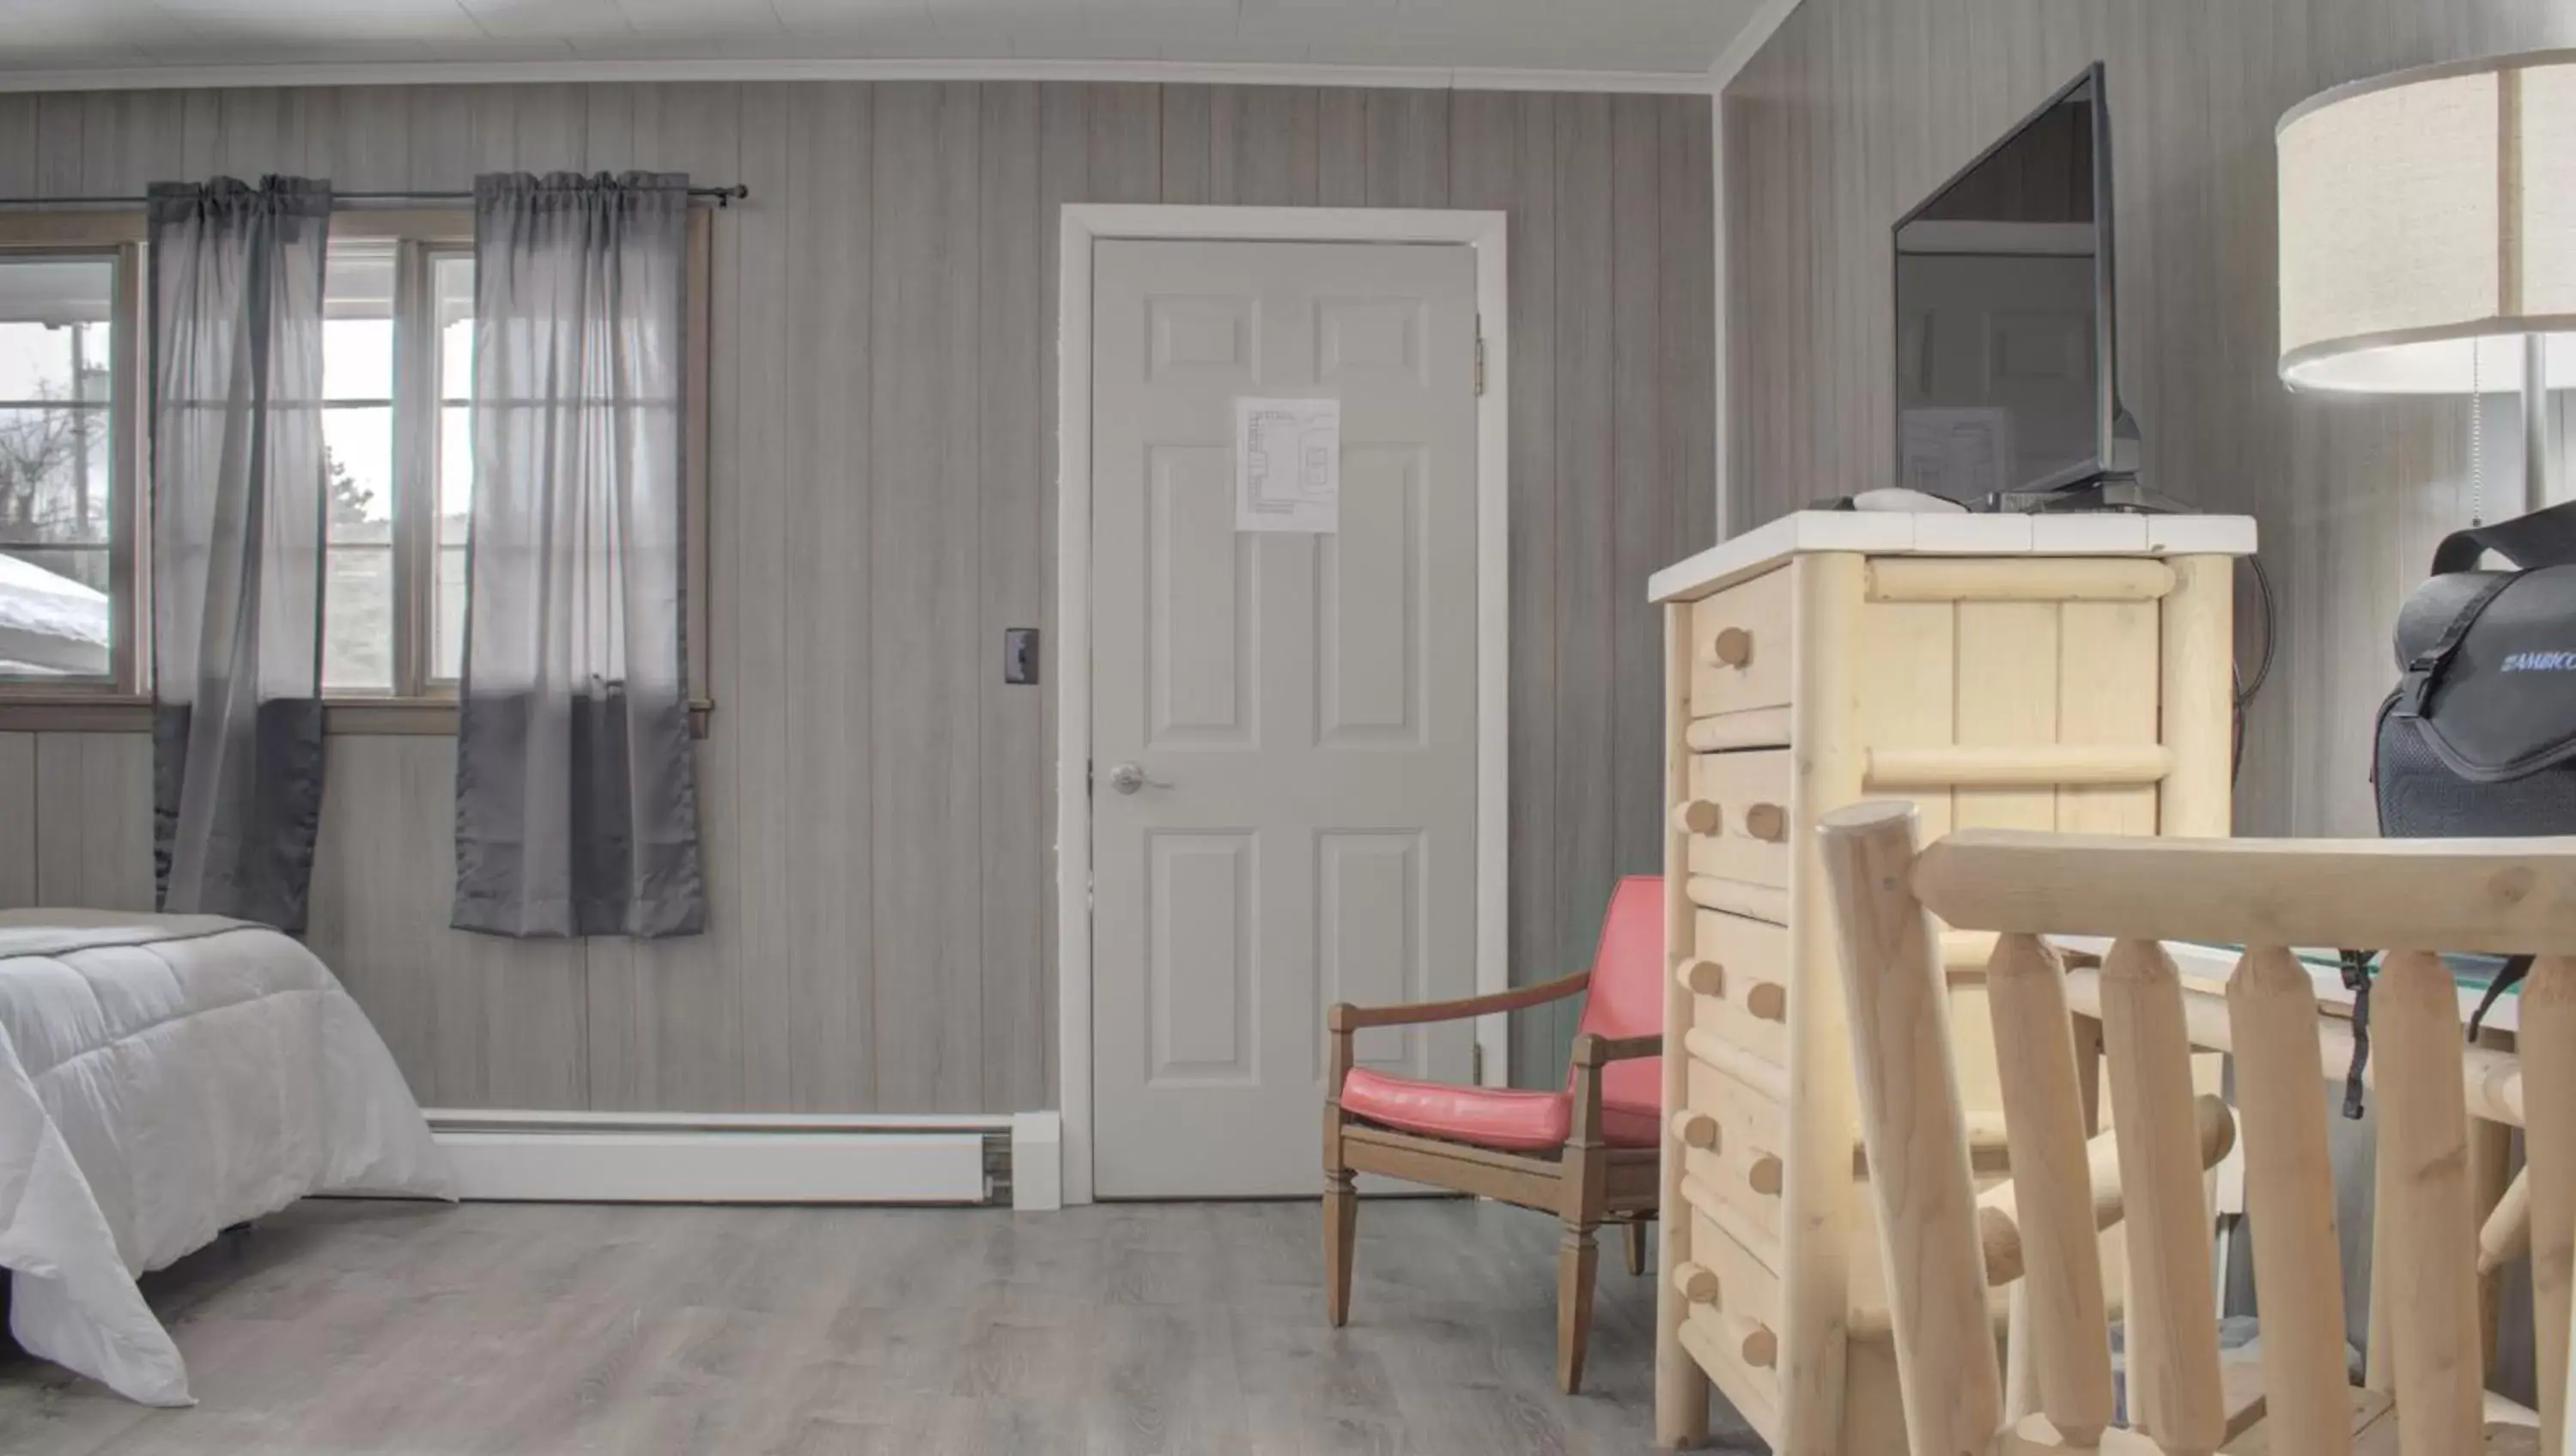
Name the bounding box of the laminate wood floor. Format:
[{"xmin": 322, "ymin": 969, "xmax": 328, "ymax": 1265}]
[{"xmin": 0, "ymin": 1198, "xmax": 1764, "ymax": 1455}]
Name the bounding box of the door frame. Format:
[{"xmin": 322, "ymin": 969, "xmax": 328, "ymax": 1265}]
[{"xmin": 1055, "ymin": 203, "xmax": 1510, "ymax": 1205}]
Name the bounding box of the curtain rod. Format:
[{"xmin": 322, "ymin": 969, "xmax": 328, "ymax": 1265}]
[{"xmin": 0, "ymin": 184, "xmax": 750, "ymax": 209}]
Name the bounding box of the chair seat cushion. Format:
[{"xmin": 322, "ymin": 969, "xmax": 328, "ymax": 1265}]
[{"xmin": 1340, "ymin": 1067, "xmax": 1661, "ymax": 1153}]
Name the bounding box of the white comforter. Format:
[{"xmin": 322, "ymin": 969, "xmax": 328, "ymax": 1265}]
[{"xmin": 0, "ymin": 911, "xmax": 453, "ymax": 1405}]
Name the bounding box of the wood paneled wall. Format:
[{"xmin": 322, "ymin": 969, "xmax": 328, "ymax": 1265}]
[
  {"xmin": 1722, "ymin": 0, "xmax": 2576, "ymax": 837},
  {"xmin": 0, "ymin": 81, "xmax": 1712, "ymax": 1110}
]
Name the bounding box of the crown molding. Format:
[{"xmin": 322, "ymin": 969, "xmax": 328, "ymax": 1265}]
[
  {"xmin": 1707, "ymin": 0, "xmax": 1807, "ymax": 93},
  {"xmin": 0, "ymin": 56, "xmax": 1716, "ymax": 96}
]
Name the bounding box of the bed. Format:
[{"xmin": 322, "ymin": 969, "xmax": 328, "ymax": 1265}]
[{"xmin": 0, "ymin": 910, "xmax": 453, "ymax": 1406}]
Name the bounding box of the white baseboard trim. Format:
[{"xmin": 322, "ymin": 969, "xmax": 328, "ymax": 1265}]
[
  {"xmin": 1009, "ymin": 1112, "xmax": 1063, "ymax": 1212},
  {"xmin": 421, "ymin": 1109, "xmax": 1066, "ymax": 1208}
]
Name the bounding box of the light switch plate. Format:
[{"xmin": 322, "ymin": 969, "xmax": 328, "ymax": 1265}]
[{"xmin": 1004, "ymin": 628, "xmax": 1039, "ymax": 685}]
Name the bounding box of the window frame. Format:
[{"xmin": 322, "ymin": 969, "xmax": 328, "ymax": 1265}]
[
  {"xmin": 0, "ymin": 207, "xmax": 714, "ymax": 737},
  {"xmin": 324, "ymin": 209, "xmax": 471, "ymax": 706},
  {"xmin": 0, "ymin": 214, "xmax": 148, "ymax": 705}
]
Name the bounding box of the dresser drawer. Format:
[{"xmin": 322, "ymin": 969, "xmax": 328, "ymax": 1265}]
[
  {"xmin": 1689, "ymin": 567, "xmax": 1795, "ymax": 719},
  {"xmin": 1683, "ymin": 1054, "xmax": 1789, "ymax": 1239},
  {"xmin": 1689, "ymin": 909, "xmax": 1789, "ymax": 1069},
  {"xmin": 1683, "ymin": 749, "xmax": 1794, "ymax": 892},
  {"xmin": 1687, "ymin": 1204, "xmax": 1784, "ymax": 1350},
  {"xmin": 1680, "ymin": 1248, "xmax": 1782, "ymax": 1432}
]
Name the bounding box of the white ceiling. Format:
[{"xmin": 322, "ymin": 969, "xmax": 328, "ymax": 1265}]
[{"xmin": 0, "ymin": 0, "xmax": 1765, "ymax": 82}]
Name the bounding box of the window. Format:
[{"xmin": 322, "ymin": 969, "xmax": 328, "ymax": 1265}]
[
  {"xmin": 0, "ymin": 209, "xmax": 708, "ymax": 732},
  {"xmin": 319, "ymin": 220, "xmax": 474, "ymax": 699},
  {"xmin": 0, "ymin": 244, "xmax": 137, "ymax": 689}
]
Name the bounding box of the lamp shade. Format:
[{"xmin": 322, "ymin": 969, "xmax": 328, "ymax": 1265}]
[{"xmin": 2278, "ymin": 50, "xmax": 2576, "ymax": 393}]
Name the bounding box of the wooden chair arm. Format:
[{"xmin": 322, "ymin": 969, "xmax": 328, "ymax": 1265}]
[
  {"xmin": 1327, "ymin": 970, "xmax": 1590, "ymax": 1032},
  {"xmin": 1565, "ymin": 1032, "xmax": 1660, "ymax": 1150},
  {"xmin": 1571, "ymin": 1032, "xmax": 1663, "ymax": 1068}
]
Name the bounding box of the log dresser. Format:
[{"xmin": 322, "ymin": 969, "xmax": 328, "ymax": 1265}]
[{"xmin": 1645, "ymin": 511, "xmax": 2257, "ymax": 1453}]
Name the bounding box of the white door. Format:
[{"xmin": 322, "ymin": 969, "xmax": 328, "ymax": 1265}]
[{"xmin": 1089, "ymin": 238, "xmax": 1481, "ymax": 1198}]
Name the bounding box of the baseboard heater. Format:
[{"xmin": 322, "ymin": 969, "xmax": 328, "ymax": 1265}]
[{"xmin": 421, "ymin": 1110, "xmax": 1061, "ymax": 1210}]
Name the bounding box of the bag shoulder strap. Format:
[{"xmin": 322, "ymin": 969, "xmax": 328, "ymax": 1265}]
[
  {"xmin": 2432, "ymin": 500, "xmax": 2576, "ymax": 573},
  {"xmin": 2393, "ymin": 570, "xmax": 2520, "ymax": 716}
]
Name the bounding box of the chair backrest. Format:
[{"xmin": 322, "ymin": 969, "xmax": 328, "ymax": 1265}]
[
  {"xmin": 1816, "ymin": 800, "xmax": 2576, "ymax": 1456},
  {"xmin": 1570, "ymin": 876, "xmax": 1664, "ymax": 1107}
]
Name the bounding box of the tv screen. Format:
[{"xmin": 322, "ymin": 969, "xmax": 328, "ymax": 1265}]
[{"xmin": 1893, "ymin": 65, "xmax": 2115, "ymax": 501}]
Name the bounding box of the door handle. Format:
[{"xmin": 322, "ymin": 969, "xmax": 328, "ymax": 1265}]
[{"xmin": 1106, "ymin": 761, "xmax": 1171, "ymax": 795}]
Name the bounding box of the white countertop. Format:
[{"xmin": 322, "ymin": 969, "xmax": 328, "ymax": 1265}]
[{"xmin": 1647, "ymin": 511, "xmax": 2259, "ymax": 604}]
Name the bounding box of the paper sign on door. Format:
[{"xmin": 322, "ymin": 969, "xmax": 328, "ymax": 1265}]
[{"xmin": 1235, "ymin": 397, "xmax": 1340, "ymax": 533}]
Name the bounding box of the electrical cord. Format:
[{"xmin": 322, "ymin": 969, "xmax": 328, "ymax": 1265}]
[
  {"xmin": 2238, "ymin": 552, "xmax": 2276, "ymax": 708},
  {"xmin": 2231, "ymin": 552, "xmax": 2277, "ymax": 781}
]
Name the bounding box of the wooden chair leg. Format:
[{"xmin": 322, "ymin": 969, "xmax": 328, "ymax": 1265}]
[
  {"xmin": 1558, "ymin": 1217, "xmax": 1601, "ymax": 1394},
  {"xmin": 1624, "ymin": 1218, "xmax": 1649, "ymax": 1277},
  {"xmin": 1324, "ymin": 1168, "xmax": 1358, "ymax": 1326}
]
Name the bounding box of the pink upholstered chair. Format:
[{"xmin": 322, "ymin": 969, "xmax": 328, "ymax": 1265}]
[{"xmin": 1322, "ymin": 875, "xmax": 1665, "ymax": 1393}]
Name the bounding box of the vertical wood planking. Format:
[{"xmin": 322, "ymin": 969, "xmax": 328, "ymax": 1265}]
[
  {"xmin": 869, "ymin": 82, "xmax": 986, "ymax": 1112},
  {"xmin": 1549, "ymin": 94, "xmax": 1614, "ymax": 1083},
  {"xmin": 1035, "ymin": 81, "xmax": 1090, "ymax": 1105},
  {"xmin": 303, "ymin": 737, "xmax": 450, "ymax": 1101},
  {"xmin": 1658, "ymin": 95, "xmax": 1716, "ymax": 550},
  {"xmin": 1453, "ymin": 90, "xmax": 1564, "ymax": 1085},
  {"xmin": 32, "ymin": 735, "xmax": 151, "ymax": 911},
  {"xmin": 1213, "ymin": 87, "xmax": 1317, "ymax": 206},
  {"xmin": 1086, "ymin": 83, "xmax": 1160, "ymax": 204},
  {"xmin": 177, "ymin": 91, "xmax": 222, "ymax": 181},
  {"xmin": 1608, "ymin": 97, "xmax": 1665, "ymax": 947},
  {"xmin": 27, "ymin": 736, "xmax": 84, "ymax": 907},
  {"xmin": 775, "ymin": 82, "xmax": 875, "ymax": 1113},
  {"xmin": 303, "ymin": 87, "xmax": 411, "ymax": 191},
  {"xmin": 1316, "ymin": 89, "xmax": 1368, "ymax": 206},
  {"xmin": 106, "ymin": 91, "xmax": 188, "ymax": 196},
  {"xmin": 508, "ymin": 84, "xmax": 588, "ymax": 172},
  {"xmin": 623, "ymin": 82, "xmax": 746, "ymax": 1111},
  {"xmin": 1364, "ymin": 89, "xmax": 1446, "ymax": 208},
  {"xmin": 1158, "ymin": 84, "xmax": 1211, "ymax": 203},
  {"xmin": 216, "ymin": 89, "xmax": 293, "ymax": 176},
  {"xmin": 979, "ymin": 80, "xmax": 1047, "ymax": 1112},
  {"xmin": 2, "ymin": 76, "xmax": 1717, "ymax": 1118},
  {"xmin": 0, "ymin": 734, "xmax": 32, "ymax": 908},
  {"xmin": 34, "ymin": 97, "xmax": 82, "ymax": 203},
  {"xmin": 726, "ymin": 82, "xmax": 796, "ymax": 1110}
]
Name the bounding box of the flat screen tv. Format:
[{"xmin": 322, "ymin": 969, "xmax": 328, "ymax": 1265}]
[{"xmin": 1893, "ymin": 63, "xmax": 2135, "ymax": 506}]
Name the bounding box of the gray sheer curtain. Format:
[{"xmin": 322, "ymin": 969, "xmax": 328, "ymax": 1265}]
[
  {"xmin": 453, "ymin": 172, "xmax": 705, "ymax": 938},
  {"xmin": 148, "ymin": 177, "xmax": 331, "ymax": 930}
]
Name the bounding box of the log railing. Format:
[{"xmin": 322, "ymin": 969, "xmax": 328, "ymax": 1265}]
[{"xmin": 1820, "ymin": 801, "xmax": 2576, "ymax": 1456}]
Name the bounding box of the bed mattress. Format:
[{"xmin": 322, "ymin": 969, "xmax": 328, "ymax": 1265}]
[{"xmin": 0, "ymin": 910, "xmax": 453, "ymax": 1404}]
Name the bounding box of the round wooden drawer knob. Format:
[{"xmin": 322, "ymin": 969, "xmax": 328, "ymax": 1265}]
[
  {"xmin": 1672, "ymin": 1260, "xmax": 1722, "ymax": 1305},
  {"xmin": 1672, "ymin": 1110, "xmax": 1721, "ymax": 1150},
  {"xmin": 1708, "ymin": 627, "xmax": 1753, "ymax": 668},
  {"xmin": 1676, "ymin": 957, "xmax": 1724, "ymax": 996},
  {"xmin": 1747, "ymin": 1154, "xmax": 1783, "ymax": 1197},
  {"xmin": 1742, "ymin": 803, "xmax": 1787, "ymax": 842},
  {"xmin": 1671, "ymin": 798, "xmax": 1723, "ymax": 836},
  {"xmin": 1745, "ymin": 981, "xmax": 1788, "ymax": 1022},
  {"xmin": 1742, "ymin": 1325, "xmax": 1779, "ymax": 1369}
]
